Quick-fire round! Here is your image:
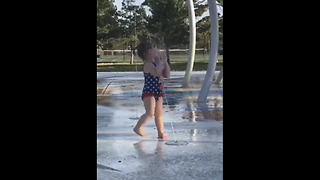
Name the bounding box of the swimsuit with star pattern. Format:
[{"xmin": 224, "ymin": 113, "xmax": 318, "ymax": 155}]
[{"xmin": 141, "ymin": 62, "xmax": 164, "ymax": 101}]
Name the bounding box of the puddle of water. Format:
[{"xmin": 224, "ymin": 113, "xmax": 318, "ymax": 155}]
[
  {"xmin": 165, "ymin": 140, "xmax": 188, "ymax": 146},
  {"xmin": 97, "ymin": 96, "xmax": 114, "ymax": 106},
  {"xmin": 97, "ymin": 77, "xmax": 223, "ymax": 127}
]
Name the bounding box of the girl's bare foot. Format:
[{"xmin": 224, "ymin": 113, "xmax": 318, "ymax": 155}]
[
  {"xmin": 158, "ymin": 133, "xmax": 168, "ymax": 139},
  {"xmin": 133, "ymin": 127, "xmax": 147, "ymax": 137}
]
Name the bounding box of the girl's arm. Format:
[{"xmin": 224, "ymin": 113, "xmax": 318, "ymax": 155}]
[
  {"xmin": 162, "ymin": 61, "xmax": 170, "ymax": 78},
  {"xmin": 160, "ymin": 51, "xmax": 170, "ymax": 78}
]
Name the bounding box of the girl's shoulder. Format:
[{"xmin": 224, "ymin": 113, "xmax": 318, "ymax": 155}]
[
  {"xmin": 143, "ymin": 61, "xmax": 156, "ymax": 72},
  {"xmin": 144, "ymin": 61, "xmax": 156, "ymax": 66},
  {"xmin": 144, "ymin": 61, "xmax": 160, "ymax": 77}
]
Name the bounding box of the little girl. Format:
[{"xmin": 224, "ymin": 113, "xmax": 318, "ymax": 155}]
[{"xmin": 133, "ymin": 41, "xmax": 170, "ymax": 139}]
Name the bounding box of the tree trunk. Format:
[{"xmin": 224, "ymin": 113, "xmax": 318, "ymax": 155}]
[
  {"xmin": 123, "ymin": 42, "xmax": 126, "ymax": 62},
  {"xmin": 130, "ymin": 49, "xmax": 134, "ymax": 65}
]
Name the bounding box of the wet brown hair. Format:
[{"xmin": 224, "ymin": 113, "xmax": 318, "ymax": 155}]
[{"xmin": 136, "ymin": 41, "xmax": 156, "ymax": 61}]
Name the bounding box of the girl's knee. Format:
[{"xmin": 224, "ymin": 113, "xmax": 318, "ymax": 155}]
[{"xmin": 145, "ymin": 113, "xmax": 154, "ymax": 118}]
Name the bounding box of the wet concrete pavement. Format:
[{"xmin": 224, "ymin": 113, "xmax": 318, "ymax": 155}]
[{"xmin": 97, "ymin": 71, "xmax": 223, "ymax": 180}]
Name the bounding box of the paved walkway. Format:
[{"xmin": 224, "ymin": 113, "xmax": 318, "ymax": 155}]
[{"xmin": 97, "ymin": 71, "xmax": 223, "ymax": 180}]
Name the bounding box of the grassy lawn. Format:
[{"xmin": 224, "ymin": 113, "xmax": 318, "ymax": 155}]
[
  {"xmin": 97, "ymin": 62, "xmax": 223, "ymax": 72},
  {"xmin": 97, "ymin": 54, "xmax": 222, "ymax": 63},
  {"xmin": 97, "ymin": 54, "xmax": 223, "ymax": 72}
]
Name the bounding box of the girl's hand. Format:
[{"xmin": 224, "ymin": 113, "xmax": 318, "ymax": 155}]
[
  {"xmin": 156, "ymin": 51, "xmax": 167, "ymax": 65},
  {"xmin": 155, "ymin": 60, "xmax": 165, "ymax": 73},
  {"xmin": 159, "ymin": 51, "xmax": 167, "ymax": 63},
  {"xmin": 154, "ymin": 55, "xmax": 165, "ymax": 70},
  {"xmin": 160, "ymin": 51, "xmax": 170, "ymax": 78}
]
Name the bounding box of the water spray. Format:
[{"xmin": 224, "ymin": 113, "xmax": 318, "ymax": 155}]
[{"xmin": 162, "ymin": 88, "xmax": 188, "ymax": 146}]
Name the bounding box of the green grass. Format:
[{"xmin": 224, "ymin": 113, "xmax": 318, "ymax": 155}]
[
  {"xmin": 97, "ymin": 54, "xmax": 223, "ymax": 72},
  {"xmin": 97, "ymin": 62, "xmax": 223, "ymax": 72},
  {"xmin": 97, "ymin": 54, "xmax": 223, "ymax": 63}
]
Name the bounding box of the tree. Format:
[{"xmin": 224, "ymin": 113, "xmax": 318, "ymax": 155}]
[
  {"xmin": 194, "ymin": 0, "xmax": 209, "ymax": 16},
  {"xmin": 97, "ymin": 0, "xmax": 121, "ymax": 49},
  {"xmin": 197, "ymin": 16, "xmax": 211, "ymax": 51},
  {"xmin": 118, "ymin": 0, "xmax": 149, "ymax": 64},
  {"xmin": 196, "ymin": 0, "xmax": 223, "ymax": 52},
  {"xmin": 143, "ymin": 0, "xmax": 189, "ymax": 64}
]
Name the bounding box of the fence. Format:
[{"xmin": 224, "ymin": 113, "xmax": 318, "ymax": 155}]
[{"xmin": 97, "ymin": 48, "xmax": 223, "ymax": 63}]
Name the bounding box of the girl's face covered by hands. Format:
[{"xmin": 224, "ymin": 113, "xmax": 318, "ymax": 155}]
[
  {"xmin": 150, "ymin": 48, "xmax": 166, "ymax": 64},
  {"xmin": 149, "ymin": 48, "xmax": 160, "ymax": 62}
]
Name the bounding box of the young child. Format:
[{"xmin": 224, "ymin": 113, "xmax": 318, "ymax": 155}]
[{"xmin": 133, "ymin": 41, "xmax": 170, "ymax": 139}]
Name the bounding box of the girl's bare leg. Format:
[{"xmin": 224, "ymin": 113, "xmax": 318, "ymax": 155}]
[
  {"xmin": 155, "ymin": 97, "xmax": 168, "ymax": 139},
  {"xmin": 133, "ymin": 96, "xmax": 155, "ymax": 137}
]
